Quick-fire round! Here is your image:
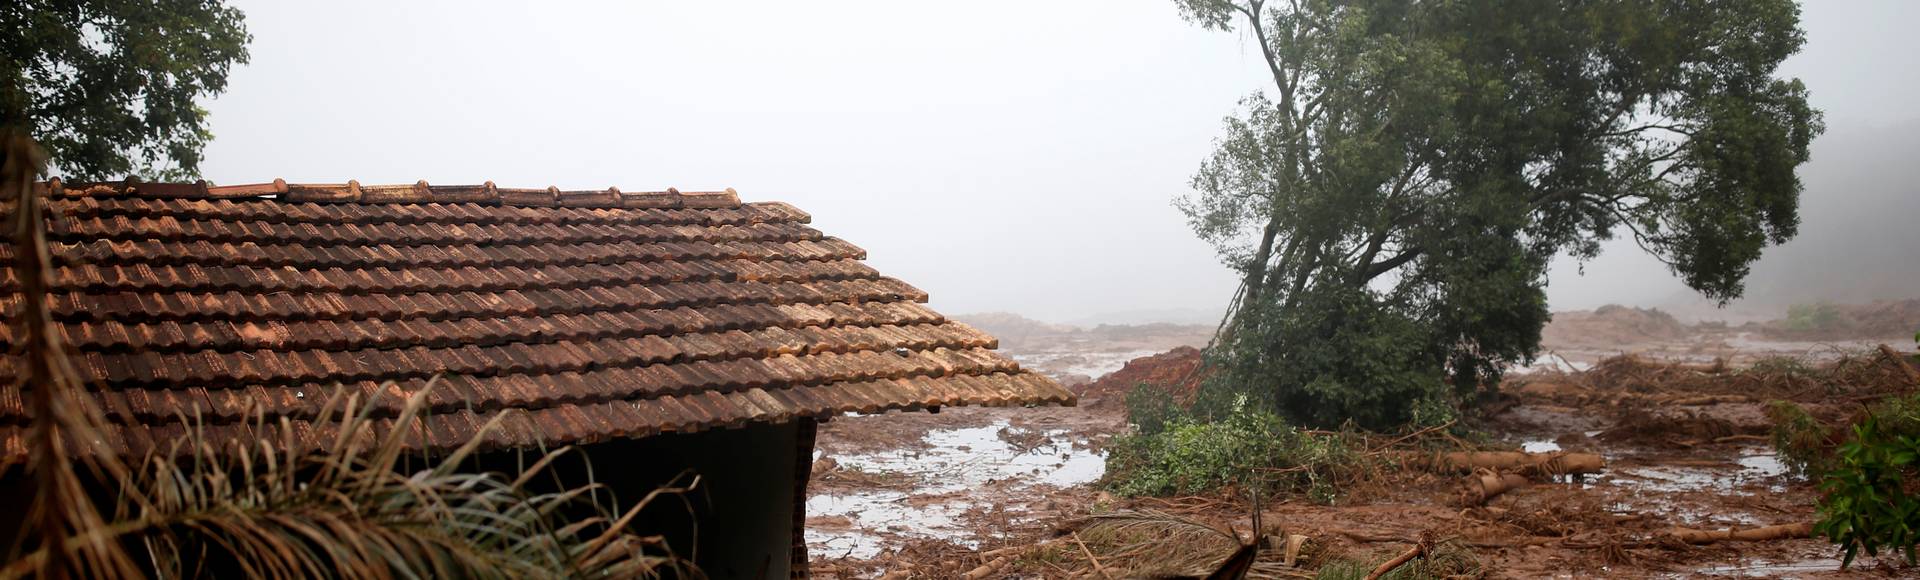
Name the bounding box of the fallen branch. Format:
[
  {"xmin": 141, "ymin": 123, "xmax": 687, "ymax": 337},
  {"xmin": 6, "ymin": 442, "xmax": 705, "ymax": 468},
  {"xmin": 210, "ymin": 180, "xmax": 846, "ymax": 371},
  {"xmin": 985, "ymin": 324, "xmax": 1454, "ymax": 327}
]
[
  {"xmin": 1666, "ymin": 522, "xmax": 1812, "ymax": 545},
  {"xmin": 1667, "ymin": 394, "xmax": 1751, "ymax": 406},
  {"xmin": 1882, "ymin": 344, "xmax": 1920, "ymax": 386},
  {"xmin": 1462, "ymin": 471, "xmax": 1531, "ymax": 506},
  {"xmin": 1364, "ymin": 541, "xmax": 1427, "ymax": 580},
  {"xmin": 960, "ymin": 556, "xmax": 1010, "ymax": 580},
  {"xmin": 1712, "ymin": 434, "xmax": 1771, "ymax": 444},
  {"xmin": 1071, "ymin": 532, "xmax": 1113, "ymax": 580},
  {"xmin": 1429, "ymin": 451, "xmax": 1605, "ymax": 476}
]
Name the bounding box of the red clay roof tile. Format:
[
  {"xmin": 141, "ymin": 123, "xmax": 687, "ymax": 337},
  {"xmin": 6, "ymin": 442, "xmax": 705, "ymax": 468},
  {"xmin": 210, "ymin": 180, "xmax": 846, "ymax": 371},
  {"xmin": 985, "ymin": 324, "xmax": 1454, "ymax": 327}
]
[{"xmin": 1, "ymin": 181, "xmax": 1071, "ymax": 463}]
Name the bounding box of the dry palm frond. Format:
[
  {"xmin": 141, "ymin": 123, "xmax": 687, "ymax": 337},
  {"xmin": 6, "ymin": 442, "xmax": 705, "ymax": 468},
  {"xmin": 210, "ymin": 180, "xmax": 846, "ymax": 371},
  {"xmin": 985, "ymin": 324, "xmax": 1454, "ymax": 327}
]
[
  {"xmin": 1077, "ymin": 510, "xmax": 1244, "ymax": 576},
  {"xmin": 108, "ymin": 385, "xmax": 696, "ymax": 579},
  {"xmin": 5, "ymin": 128, "xmax": 148, "ymax": 578},
  {"xmin": 0, "ymin": 380, "xmax": 701, "ymax": 579}
]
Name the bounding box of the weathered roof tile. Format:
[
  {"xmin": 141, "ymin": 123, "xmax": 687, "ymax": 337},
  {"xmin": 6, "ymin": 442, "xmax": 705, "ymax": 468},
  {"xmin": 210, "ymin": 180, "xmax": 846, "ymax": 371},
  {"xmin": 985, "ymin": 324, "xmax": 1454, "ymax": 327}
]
[{"xmin": 1, "ymin": 181, "xmax": 1071, "ymax": 463}]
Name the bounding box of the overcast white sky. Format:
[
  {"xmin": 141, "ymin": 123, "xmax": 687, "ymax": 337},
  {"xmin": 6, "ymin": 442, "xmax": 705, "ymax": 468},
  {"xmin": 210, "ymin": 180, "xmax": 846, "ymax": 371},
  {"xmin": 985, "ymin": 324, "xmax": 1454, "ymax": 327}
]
[{"xmin": 197, "ymin": 0, "xmax": 1920, "ymax": 325}]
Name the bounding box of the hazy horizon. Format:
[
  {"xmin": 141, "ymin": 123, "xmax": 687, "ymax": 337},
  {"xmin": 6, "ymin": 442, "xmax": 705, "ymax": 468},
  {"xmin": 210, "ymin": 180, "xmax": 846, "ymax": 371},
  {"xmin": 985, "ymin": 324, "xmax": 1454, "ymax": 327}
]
[{"xmin": 185, "ymin": 0, "xmax": 1919, "ymax": 326}]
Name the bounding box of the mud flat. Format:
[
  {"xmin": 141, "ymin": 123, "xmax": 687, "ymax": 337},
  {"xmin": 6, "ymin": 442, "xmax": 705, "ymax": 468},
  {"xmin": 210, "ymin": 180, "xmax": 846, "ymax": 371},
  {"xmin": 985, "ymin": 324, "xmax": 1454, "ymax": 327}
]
[{"xmin": 807, "ymin": 311, "xmax": 1918, "ymax": 578}]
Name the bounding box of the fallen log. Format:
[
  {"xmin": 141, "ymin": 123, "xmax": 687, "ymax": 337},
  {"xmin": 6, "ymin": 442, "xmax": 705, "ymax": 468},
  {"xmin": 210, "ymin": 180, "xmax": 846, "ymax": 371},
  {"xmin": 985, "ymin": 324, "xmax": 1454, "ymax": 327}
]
[
  {"xmin": 1666, "ymin": 522, "xmax": 1812, "ymax": 545},
  {"xmin": 1463, "ymin": 471, "xmax": 1531, "ymax": 506},
  {"xmin": 961, "ymin": 555, "xmax": 1010, "ymax": 580},
  {"xmin": 1429, "ymin": 451, "xmax": 1606, "ymax": 476},
  {"xmin": 1666, "ymin": 394, "xmax": 1751, "ymax": 406}
]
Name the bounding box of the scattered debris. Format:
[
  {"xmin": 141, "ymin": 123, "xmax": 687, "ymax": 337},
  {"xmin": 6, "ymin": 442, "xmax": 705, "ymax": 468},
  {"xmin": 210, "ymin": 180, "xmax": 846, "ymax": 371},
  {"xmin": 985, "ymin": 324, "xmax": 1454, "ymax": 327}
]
[{"xmin": 808, "ymin": 330, "xmax": 1920, "ymax": 578}]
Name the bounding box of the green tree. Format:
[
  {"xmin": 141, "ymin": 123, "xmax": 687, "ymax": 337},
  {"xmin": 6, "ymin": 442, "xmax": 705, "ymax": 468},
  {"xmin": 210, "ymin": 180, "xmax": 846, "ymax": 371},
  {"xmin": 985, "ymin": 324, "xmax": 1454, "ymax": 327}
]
[
  {"xmin": 1177, "ymin": 0, "xmax": 1821, "ymax": 428},
  {"xmin": 2, "ymin": 0, "xmax": 250, "ymax": 180}
]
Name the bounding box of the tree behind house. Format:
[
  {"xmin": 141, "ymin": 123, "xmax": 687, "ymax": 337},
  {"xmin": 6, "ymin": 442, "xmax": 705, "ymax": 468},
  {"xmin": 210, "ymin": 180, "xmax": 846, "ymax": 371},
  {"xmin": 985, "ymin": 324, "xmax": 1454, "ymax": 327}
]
[
  {"xmin": 2, "ymin": 0, "xmax": 250, "ymax": 180},
  {"xmin": 1174, "ymin": 0, "xmax": 1822, "ymax": 429}
]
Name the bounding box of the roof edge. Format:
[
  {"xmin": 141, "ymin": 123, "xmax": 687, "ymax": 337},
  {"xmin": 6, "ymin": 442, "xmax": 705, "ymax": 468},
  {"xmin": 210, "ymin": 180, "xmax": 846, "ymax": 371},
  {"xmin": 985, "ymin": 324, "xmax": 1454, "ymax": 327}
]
[{"xmin": 34, "ymin": 178, "xmax": 743, "ymax": 210}]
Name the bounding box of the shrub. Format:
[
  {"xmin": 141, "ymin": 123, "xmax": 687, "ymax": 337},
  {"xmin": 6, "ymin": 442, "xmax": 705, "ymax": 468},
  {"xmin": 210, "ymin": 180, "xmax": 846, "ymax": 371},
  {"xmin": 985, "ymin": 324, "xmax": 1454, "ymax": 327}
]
[
  {"xmin": 1785, "ymin": 302, "xmax": 1845, "ymax": 333},
  {"xmin": 1196, "ymin": 285, "xmax": 1462, "ymax": 431},
  {"xmin": 1815, "ymin": 414, "xmax": 1920, "ymax": 567},
  {"xmin": 1768, "ymin": 400, "xmax": 1835, "ymax": 477},
  {"xmin": 1125, "ymin": 382, "xmax": 1185, "ymax": 436},
  {"xmin": 1105, "ymin": 400, "xmax": 1372, "ymax": 501}
]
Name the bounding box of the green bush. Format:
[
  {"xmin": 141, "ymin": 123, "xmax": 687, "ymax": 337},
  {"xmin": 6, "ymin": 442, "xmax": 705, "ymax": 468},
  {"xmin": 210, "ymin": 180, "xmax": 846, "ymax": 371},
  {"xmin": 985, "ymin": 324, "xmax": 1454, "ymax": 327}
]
[
  {"xmin": 1768, "ymin": 400, "xmax": 1835, "ymax": 477},
  {"xmin": 1105, "ymin": 400, "xmax": 1371, "ymax": 501},
  {"xmin": 1785, "ymin": 303, "xmax": 1845, "ymax": 332},
  {"xmin": 1124, "ymin": 382, "xmax": 1184, "ymax": 436},
  {"xmin": 1815, "ymin": 414, "xmax": 1920, "ymax": 567},
  {"xmin": 1196, "ymin": 285, "xmax": 1464, "ymax": 431}
]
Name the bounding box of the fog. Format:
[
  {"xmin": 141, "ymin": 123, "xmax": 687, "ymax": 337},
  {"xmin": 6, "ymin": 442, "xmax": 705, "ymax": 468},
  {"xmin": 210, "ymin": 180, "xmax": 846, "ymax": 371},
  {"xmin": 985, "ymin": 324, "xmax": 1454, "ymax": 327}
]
[{"xmin": 194, "ymin": 0, "xmax": 1918, "ymax": 326}]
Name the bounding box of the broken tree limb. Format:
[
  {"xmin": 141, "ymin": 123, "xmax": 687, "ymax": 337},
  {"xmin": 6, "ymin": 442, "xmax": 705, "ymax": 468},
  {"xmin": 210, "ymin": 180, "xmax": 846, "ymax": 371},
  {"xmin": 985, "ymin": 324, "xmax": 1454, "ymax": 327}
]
[
  {"xmin": 960, "ymin": 555, "xmax": 1010, "ymax": 580},
  {"xmin": 1463, "ymin": 471, "xmax": 1532, "ymax": 506},
  {"xmin": 1428, "ymin": 451, "xmax": 1606, "ymax": 477},
  {"xmin": 1666, "ymin": 394, "xmax": 1752, "ymax": 406},
  {"xmin": 1071, "ymin": 532, "xmax": 1113, "ymax": 580},
  {"xmin": 1666, "ymin": 522, "xmax": 1813, "ymax": 545},
  {"xmin": 1364, "ymin": 541, "xmax": 1428, "ymax": 580},
  {"xmin": 1882, "ymin": 344, "xmax": 1920, "ymax": 386}
]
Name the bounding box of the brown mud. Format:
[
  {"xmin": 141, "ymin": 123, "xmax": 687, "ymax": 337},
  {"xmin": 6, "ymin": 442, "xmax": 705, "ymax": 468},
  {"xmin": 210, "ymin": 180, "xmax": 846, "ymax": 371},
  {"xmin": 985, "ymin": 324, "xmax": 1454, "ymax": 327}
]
[{"xmin": 807, "ymin": 307, "xmax": 1920, "ymax": 578}]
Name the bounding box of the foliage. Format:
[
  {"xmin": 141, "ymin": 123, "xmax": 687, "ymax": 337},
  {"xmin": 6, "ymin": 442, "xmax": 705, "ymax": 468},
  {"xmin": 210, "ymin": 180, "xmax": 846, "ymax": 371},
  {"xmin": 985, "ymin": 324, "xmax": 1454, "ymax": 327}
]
[
  {"xmin": 1105, "ymin": 400, "xmax": 1371, "ymax": 501},
  {"xmin": 1196, "ymin": 284, "xmax": 1460, "ymax": 429},
  {"xmin": 1174, "ymin": 0, "xmax": 1822, "ymax": 430},
  {"xmin": 1124, "ymin": 382, "xmax": 1185, "ymax": 436},
  {"xmin": 1771, "ymin": 393, "xmax": 1920, "ymax": 481},
  {"xmin": 1767, "ymin": 400, "xmax": 1834, "ymax": 478},
  {"xmin": 1784, "ymin": 302, "xmax": 1846, "ymax": 333},
  {"xmin": 2, "ymin": 0, "xmax": 250, "ymax": 179},
  {"xmin": 1815, "ymin": 413, "xmax": 1920, "ymax": 567}
]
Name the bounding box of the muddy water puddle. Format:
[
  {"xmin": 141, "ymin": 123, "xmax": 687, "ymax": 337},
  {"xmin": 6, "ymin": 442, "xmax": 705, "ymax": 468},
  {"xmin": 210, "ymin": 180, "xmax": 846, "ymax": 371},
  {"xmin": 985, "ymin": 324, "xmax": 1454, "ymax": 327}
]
[
  {"xmin": 1606, "ymin": 447, "xmax": 1789, "ymax": 493},
  {"xmin": 1593, "ymin": 447, "xmax": 1797, "ymax": 527},
  {"xmin": 806, "ymin": 418, "xmax": 1105, "ymax": 559},
  {"xmin": 1007, "ymin": 349, "xmax": 1166, "ymax": 380},
  {"xmin": 1694, "ymin": 557, "xmax": 1845, "ymax": 577}
]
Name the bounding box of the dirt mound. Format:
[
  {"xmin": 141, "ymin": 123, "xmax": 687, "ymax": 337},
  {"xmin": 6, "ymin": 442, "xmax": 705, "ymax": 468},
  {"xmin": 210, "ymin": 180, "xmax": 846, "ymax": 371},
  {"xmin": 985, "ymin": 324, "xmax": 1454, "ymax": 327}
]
[
  {"xmin": 1541, "ymin": 305, "xmax": 1691, "ymax": 348},
  {"xmin": 1753, "ymin": 299, "xmax": 1920, "ymax": 341},
  {"xmin": 1076, "ymin": 346, "xmax": 1207, "ymax": 405}
]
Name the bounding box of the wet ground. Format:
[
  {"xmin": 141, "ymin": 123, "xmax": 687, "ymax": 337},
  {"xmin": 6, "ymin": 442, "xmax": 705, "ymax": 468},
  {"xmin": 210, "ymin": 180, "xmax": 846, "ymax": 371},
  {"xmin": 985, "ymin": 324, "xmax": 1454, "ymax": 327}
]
[
  {"xmin": 804, "ymin": 321, "xmax": 1913, "ymax": 577},
  {"xmin": 806, "ymin": 414, "xmax": 1107, "ymax": 559}
]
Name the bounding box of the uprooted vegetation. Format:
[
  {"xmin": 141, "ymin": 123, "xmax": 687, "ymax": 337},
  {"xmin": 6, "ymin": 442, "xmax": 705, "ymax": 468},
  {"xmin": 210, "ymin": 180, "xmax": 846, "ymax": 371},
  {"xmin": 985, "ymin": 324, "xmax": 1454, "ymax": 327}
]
[
  {"xmin": 1504, "ymin": 348, "xmax": 1919, "ymax": 450},
  {"xmin": 1103, "ymin": 396, "xmax": 1387, "ymax": 501},
  {"xmin": 1767, "ymin": 384, "xmax": 1920, "ymax": 565},
  {"xmin": 1077, "ymin": 347, "xmax": 1920, "ymax": 577}
]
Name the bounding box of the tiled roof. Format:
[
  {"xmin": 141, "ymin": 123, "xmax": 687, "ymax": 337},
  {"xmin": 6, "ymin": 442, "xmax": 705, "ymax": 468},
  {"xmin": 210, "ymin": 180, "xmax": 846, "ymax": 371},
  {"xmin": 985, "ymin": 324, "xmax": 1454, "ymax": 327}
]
[{"xmin": 0, "ymin": 179, "xmax": 1072, "ymax": 464}]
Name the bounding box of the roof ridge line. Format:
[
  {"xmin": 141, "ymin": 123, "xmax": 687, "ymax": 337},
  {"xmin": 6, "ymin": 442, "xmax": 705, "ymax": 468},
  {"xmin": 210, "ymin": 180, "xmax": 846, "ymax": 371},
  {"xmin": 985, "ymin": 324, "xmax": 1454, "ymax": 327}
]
[{"xmin": 34, "ymin": 178, "xmax": 743, "ymax": 210}]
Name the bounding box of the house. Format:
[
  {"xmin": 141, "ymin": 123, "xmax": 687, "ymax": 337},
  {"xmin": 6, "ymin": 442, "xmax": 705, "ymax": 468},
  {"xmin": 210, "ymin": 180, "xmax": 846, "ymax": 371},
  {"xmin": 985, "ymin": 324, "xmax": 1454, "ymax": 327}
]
[{"xmin": 0, "ymin": 179, "xmax": 1073, "ymax": 578}]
